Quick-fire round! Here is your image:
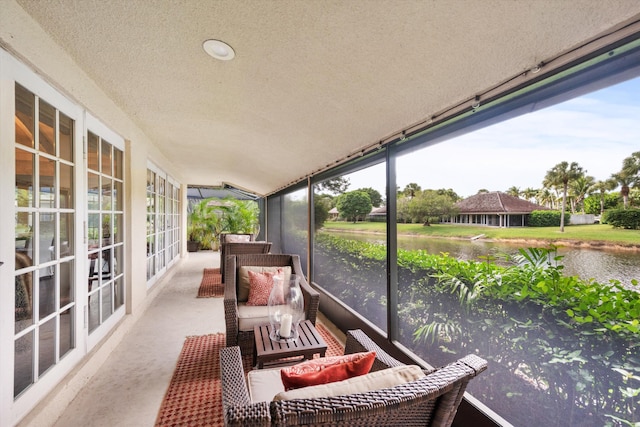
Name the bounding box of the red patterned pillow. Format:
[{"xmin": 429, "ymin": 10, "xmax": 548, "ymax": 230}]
[
  {"xmin": 280, "ymin": 351, "xmax": 376, "ymax": 390},
  {"xmin": 246, "ymin": 269, "xmax": 285, "ymax": 306}
]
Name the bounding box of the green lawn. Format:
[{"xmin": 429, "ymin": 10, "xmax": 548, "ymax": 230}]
[{"xmin": 322, "ymin": 221, "xmax": 640, "ymax": 246}]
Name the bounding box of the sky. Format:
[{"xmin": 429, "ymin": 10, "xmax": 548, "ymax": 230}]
[{"xmin": 345, "ymin": 76, "xmax": 640, "ymax": 199}]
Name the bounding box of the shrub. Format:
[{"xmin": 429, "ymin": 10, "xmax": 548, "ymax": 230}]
[
  {"xmin": 528, "ymin": 210, "xmax": 569, "ymax": 227},
  {"xmin": 603, "ymin": 208, "xmax": 640, "ymax": 229}
]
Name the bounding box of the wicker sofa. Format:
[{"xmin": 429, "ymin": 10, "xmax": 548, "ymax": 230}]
[
  {"xmin": 220, "ymin": 329, "xmax": 488, "ymax": 426},
  {"xmin": 224, "ymin": 254, "xmax": 320, "ymax": 357}
]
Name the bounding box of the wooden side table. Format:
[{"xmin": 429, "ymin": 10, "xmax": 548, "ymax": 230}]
[{"xmin": 254, "ymin": 320, "xmax": 327, "ymax": 369}]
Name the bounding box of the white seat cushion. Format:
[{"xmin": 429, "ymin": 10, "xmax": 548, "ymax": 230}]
[
  {"xmin": 247, "ymin": 368, "xmax": 285, "ymax": 403},
  {"xmin": 237, "ymin": 303, "xmax": 270, "ymax": 331},
  {"xmin": 246, "ymin": 364, "xmax": 426, "ymax": 403}
]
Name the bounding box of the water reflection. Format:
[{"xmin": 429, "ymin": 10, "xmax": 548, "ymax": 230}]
[{"xmin": 326, "ymin": 231, "xmax": 640, "ymax": 288}]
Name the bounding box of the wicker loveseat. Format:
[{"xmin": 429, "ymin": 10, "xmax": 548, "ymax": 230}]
[
  {"xmin": 220, "ymin": 329, "xmax": 488, "ymax": 426},
  {"xmin": 224, "ymin": 254, "xmax": 320, "ymax": 357}
]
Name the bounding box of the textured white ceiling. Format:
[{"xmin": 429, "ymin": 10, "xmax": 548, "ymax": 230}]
[{"xmin": 13, "ymin": 0, "xmax": 640, "ymax": 195}]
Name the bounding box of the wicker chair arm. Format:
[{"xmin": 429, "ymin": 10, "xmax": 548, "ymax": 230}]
[
  {"xmin": 344, "ymin": 329, "xmax": 405, "ymax": 372},
  {"xmin": 220, "ymin": 346, "xmax": 271, "ymax": 426},
  {"xmin": 224, "ymin": 256, "xmax": 240, "ymax": 347}
]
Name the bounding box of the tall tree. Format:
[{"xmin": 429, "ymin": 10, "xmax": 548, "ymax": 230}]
[
  {"xmin": 506, "ymin": 186, "xmax": 521, "ymax": 198},
  {"xmin": 335, "ymin": 190, "xmax": 372, "ymax": 223},
  {"xmin": 610, "ymin": 171, "xmax": 637, "ymax": 209},
  {"xmin": 569, "ymin": 175, "xmax": 595, "ymax": 213},
  {"xmin": 407, "ymin": 190, "xmax": 458, "ymax": 225},
  {"xmin": 588, "ymin": 179, "xmax": 617, "ymax": 216},
  {"xmin": 316, "ymin": 177, "xmax": 350, "ymax": 195},
  {"xmin": 522, "ymin": 187, "xmax": 538, "ymax": 203},
  {"xmin": 536, "ymin": 188, "xmax": 554, "ymax": 208},
  {"xmin": 402, "ymin": 183, "xmax": 421, "ymax": 199},
  {"xmin": 543, "ymin": 161, "xmax": 584, "ymax": 232},
  {"xmin": 356, "ymin": 187, "xmax": 383, "ymax": 207},
  {"xmin": 615, "ymin": 151, "xmax": 640, "ymax": 209}
]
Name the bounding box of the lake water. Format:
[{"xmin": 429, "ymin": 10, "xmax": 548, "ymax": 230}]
[{"xmin": 324, "ymin": 231, "xmax": 640, "ymax": 289}]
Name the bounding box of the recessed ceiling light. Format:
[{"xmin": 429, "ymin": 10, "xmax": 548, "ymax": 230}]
[{"xmin": 203, "ymin": 39, "xmax": 235, "ymax": 61}]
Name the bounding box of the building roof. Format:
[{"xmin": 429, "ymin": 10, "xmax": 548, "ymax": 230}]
[
  {"xmin": 369, "ymin": 206, "xmax": 387, "ymax": 215},
  {"xmin": 455, "ymin": 192, "xmax": 548, "ymax": 214}
]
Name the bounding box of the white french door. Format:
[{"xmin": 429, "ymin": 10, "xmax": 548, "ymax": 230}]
[{"xmin": 0, "ymin": 48, "xmax": 126, "ymax": 424}]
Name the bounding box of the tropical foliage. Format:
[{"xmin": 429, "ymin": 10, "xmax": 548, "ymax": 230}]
[
  {"xmin": 313, "ymin": 233, "xmax": 640, "ymax": 426},
  {"xmin": 187, "ymin": 197, "xmax": 259, "ymax": 249}
]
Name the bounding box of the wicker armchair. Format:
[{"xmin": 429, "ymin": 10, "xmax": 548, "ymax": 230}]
[
  {"xmin": 220, "ymin": 329, "xmax": 488, "ymax": 426},
  {"xmin": 220, "ymin": 241, "xmax": 272, "ymax": 282},
  {"xmin": 224, "ymin": 254, "xmax": 320, "ymax": 357}
]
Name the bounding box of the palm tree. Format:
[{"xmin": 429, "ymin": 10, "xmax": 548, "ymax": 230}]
[
  {"xmin": 569, "ymin": 175, "xmax": 595, "ymax": 213},
  {"xmin": 506, "ymin": 186, "xmax": 521, "ymax": 198},
  {"xmin": 543, "ymin": 161, "xmax": 584, "ymax": 232},
  {"xmin": 402, "ymin": 183, "xmax": 421, "ymax": 199},
  {"xmin": 610, "ymin": 172, "xmax": 636, "ymax": 209},
  {"xmin": 622, "ymin": 151, "xmax": 640, "ymax": 177},
  {"xmin": 589, "ymin": 179, "xmax": 616, "ymax": 216},
  {"xmin": 612, "ymin": 152, "xmax": 640, "ymax": 209},
  {"xmin": 522, "ymin": 187, "xmax": 538, "ymax": 203},
  {"xmin": 536, "ymin": 188, "xmax": 554, "ymax": 208}
]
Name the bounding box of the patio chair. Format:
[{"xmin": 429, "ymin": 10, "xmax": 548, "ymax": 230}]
[
  {"xmin": 220, "ymin": 241, "xmax": 272, "ymax": 282},
  {"xmin": 220, "ymin": 329, "xmax": 488, "ymax": 426},
  {"xmin": 224, "ymin": 254, "xmax": 320, "ymax": 357}
]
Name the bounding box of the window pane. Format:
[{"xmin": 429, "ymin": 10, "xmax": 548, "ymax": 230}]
[
  {"xmin": 282, "ymin": 189, "xmax": 308, "ymax": 272},
  {"xmin": 59, "ymin": 259, "xmax": 74, "ymax": 307},
  {"xmin": 39, "ymin": 266, "xmax": 56, "ymax": 319},
  {"xmin": 101, "ymin": 140, "xmax": 112, "ymax": 175},
  {"xmin": 38, "ymin": 99, "xmax": 56, "ymax": 156},
  {"xmin": 87, "ymin": 132, "xmax": 99, "ymax": 171},
  {"xmin": 114, "ymin": 180, "xmax": 123, "ymax": 211},
  {"xmin": 102, "ymin": 214, "xmax": 113, "ymax": 245},
  {"xmin": 102, "ymin": 284, "xmax": 113, "ymax": 322},
  {"xmin": 16, "ymin": 212, "xmax": 34, "ymax": 261},
  {"xmin": 16, "ymin": 148, "xmax": 34, "ymax": 208},
  {"xmin": 15, "ymin": 271, "xmax": 34, "ymax": 333},
  {"xmin": 38, "ymin": 317, "xmax": 56, "ymax": 376},
  {"xmin": 39, "ymin": 214, "xmax": 55, "ymax": 264},
  {"xmin": 60, "ymin": 212, "xmax": 74, "ymax": 256},
  {"xmin": 59, "ymin": 307, "xmax": 74, "ymax": 358},
  {"xmin": 113, "ymin": 213, "xmax": 123, "ymax": 244},
  {"xmin": 88, "ymin": 290, "xmax": 99, "ymax": 333},
  {"xmin": 60, "ymin": 163, "xmax": 73, "ymax": 209},
  {"xmin": 114, "ymin": 147, "xmax": 123, "ymax": 179},
  {"xmin": 59, "ymin": 112, "xmax": 73, "ymax": 162},
  {"xmin": 87, "ymin": 172, "xmax": 99, "ymax": 210},
  {"xmin": 39, "ymin": 156, "xmax": 56, "ymax": 208},
  {"xmin": 14, "ymin": 332, "xmax": 34, "ymax": 397},
  {"xmin": 15, "ymin": 84, "xmax": 35, "ymax": 148},
  {"xmin": 88, "ymin": 213, "xmax": 100, "ymax": 249},
  {"xmin": 313, "ymin": 165, "xmax": 387, "ymax": 332},
  {"xmin": 101, "ymin": 177, "xmax": 112, "ymax": 211},
  {"xmin": 114, "ymin": 276, "xmax": 124, "ymax": 310}
]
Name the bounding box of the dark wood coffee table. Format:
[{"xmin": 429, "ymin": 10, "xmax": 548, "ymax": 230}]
[{"xmin": 254, "ymin": 320, "xmax": 327, "ymax": 369}]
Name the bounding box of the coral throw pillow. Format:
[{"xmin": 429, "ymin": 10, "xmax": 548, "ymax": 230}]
[
  {"xmin": 246, "ymin": 269, "xmax": 284, "ymax": 306},
  {"xmin": 280, "ymin": 351, "xmax": 376, "ymax": 390}
]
